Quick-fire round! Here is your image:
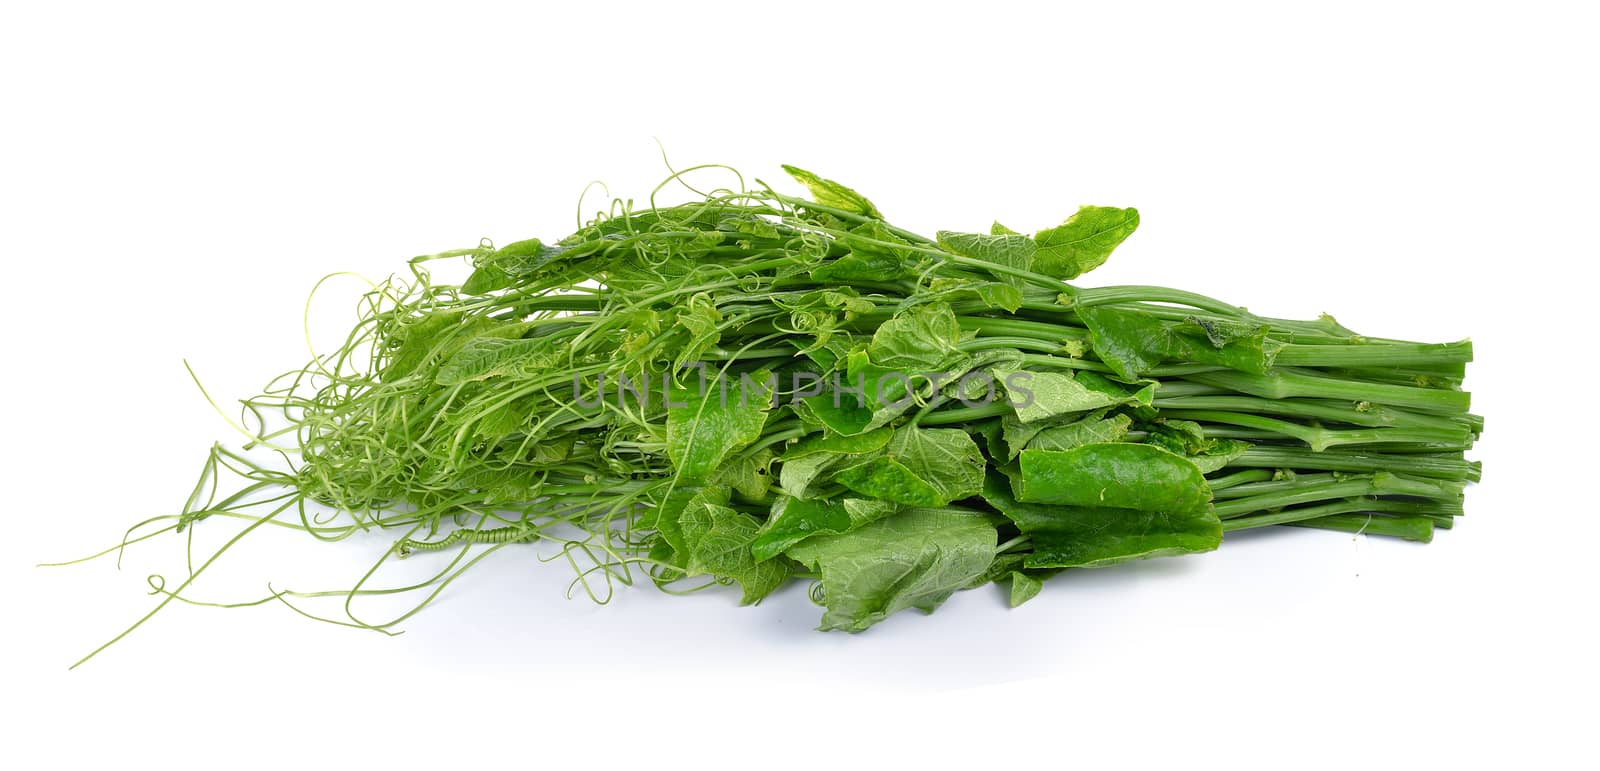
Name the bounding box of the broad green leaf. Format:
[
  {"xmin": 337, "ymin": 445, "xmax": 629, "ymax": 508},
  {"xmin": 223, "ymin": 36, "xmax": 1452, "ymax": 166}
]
[
  {"xmin": 1079, "ymin": 306, "xmax": 1282, "ymax": 380},
  {"xmin": 1033, "ymin": 205, "xmax": 1140, "ymax": 279},
  {"xmin": 782, "ymin": 164, "xmax": 884, "ymax": 218},
  {"xmin": 808, "ymin": 348, "xmax": 970, "ymax": 435},
  {"xmin": 982, "ymin": 474, "xmax": 1221, "ymax": 569},
  {"xmin": 666, "ymin": 369, "xmax": 773, "ymax": 479},
  {"xmin": 1186, "ymin": 439, "xmax": 1251, "ymax": 474},
  {"xmin": 1009, "ymin": 572, "xmax": 1044, "ymax": 607},
  {"xmin": 813, "ymin": 221, "xmax": 922, "ymax": 282},
  {"xmin": 530, "ymin": 434, "xmax": 576, "ymax": 465},
  {"xmin": 719, "ymin": 213, "xmax": 783, "ymax": 240},
  {"xmin": 385, "ymin": 310, "xmax": 465, "ymax": 378},
  {"xmin": 474, "ymin": 393, "xmax": 537, "ymax": 437},
  {"xmin": 710, "ymin": 448, "xmax": 774, "ymax": 500},
  {"xmin": 435, "ymin": 337, "xmax": 558, "ymax": 386},
  {"xmin": 842, "ymin": 350, "xmax": 917, "ymax": 416},
  {"xmin": 799, "ymin": 387, "xmax": 877, "ymax": 436},
  {"xmin": 973, "ymin": 417, "xmax": 1008, "ymax": 462},
  {"xmin": 462, "ymin": 264, "xmax": 513, "ymax": 294},
  {"xmin": 1145, "ymin": 419, "xmax": 1209, "ymax": 454},
  {"xmin": 968, "ymin": 283, "xmax": 1025, "ymax": 312},
  {"xmin": 789, "ymin": 333, "xmax": 856, "ymax": 372},
  {"xmin": 1076, "ymin": 370, "xmax": 1157, "ymax": 405},
  {"xmin": 678, "ymin": 491, "xmax": 792, "ymax": 604},
  {"xmin": 647, "ymin": 538, "xmax": 683, "ymax": 584},
  {"xmin": 1143, "ymin": 421, "xmax": 1251, "ymax": 475},
  {"xmin": 926, "ymin": 277, "xmax": 1024, "ymax": 313},
  {"xmin": 1178, "ymin": 315, "xmax": 1267, "ymax": 348},
  {"xmin": 827, "ymin": 304, "xmax": 973, "ymax": 430},
  {"xmin": 783, "ymin": 428, "xmax": 894, "ymax": 459},
  {"xmin": 751, "ymin": 496, "xmax": 899, "ymax": 562},
  {"xmin": 640, "ymin": 485, "xmax": 720, "ymax": 557},
  {"xmin": 1024, "ymin": 412, "xmax": 1134, "ymax": 455},
  {"xmin": 964, "ymin": 551, "xmax": 1025, "ymax": 589},
  {"xmin": 835, "ymin": 426, "xmax": 986, "ymax": 507},
  {"xmin": 785, "ymin": 509, "xmax": 998, "ymax": 632},
  {"xmin": 776, "ymin": 286, "xmax": 877, "ymax": 319},
  {"xmin": 777, "ymin": 452, "xmax": 846, "ymax": 499},
  {"xmin": 838, "ymin": 220, "xmax": 914, "ymax": 256},
  {"xmin": 994, "ymin": 367, "xmax": 1153, "ymax": 423},
  {"xmin": 1077, "ymin": 307, "xmax": 1167, "ymax": 380},
  {"xmin": 777, "ymin": 428, "xmax": 892, "ymax": 498},
  {"xmin": 673, "ymin": 295, "xmax": 722, "ymax": 340},
  {"xmin": 865, "ymin": 302, "xmax": 967, "ymax": 372},
  {"xmin": 487, "ymin": 238, "xmax": 569, "ymax": 276},
  {"xmin": 811, "ymin": 250, "xmax": 914, "ymax": 283},
  {"xmin": 937, "ymin": 230, "xmax": 1038, "ymax": 289},
  {"xmin": 1015, "ymin": 443, "xmax": 1213, "ymax": 514},
  {"xmin": 462, "ymin": 238, "xmax": 571, "ymax": 292}
]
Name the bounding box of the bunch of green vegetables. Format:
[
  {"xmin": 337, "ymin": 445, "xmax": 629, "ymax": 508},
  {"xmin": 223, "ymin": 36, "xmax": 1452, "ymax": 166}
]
[{"xmin": 74, "ymin": 164, "xmax": 1479, "ymax": 657}]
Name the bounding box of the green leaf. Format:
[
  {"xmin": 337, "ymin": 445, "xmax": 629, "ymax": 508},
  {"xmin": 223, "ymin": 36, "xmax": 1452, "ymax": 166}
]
[
  {"xmin": 1033, "ymin": 205, "xmax": 1140, "ymax": 279},
  {"xmin": 982, "ymin": 474, "xmax": 1221, "ymax": 569},
  {"xmin": 777, "ymin": 452, "xmax": 849, "ymax": 499},
  {"xmin": 1024, "ymin": 411, "xmax": 1134, "ymax": 454},
  {"xmin": 647, "ymin": 538, "xmax": 683, "ymax": 584},
  {"xmin": 994, "ymin": 368, "xmax": 1154, "ymax": 423},
  {"xmin": 1186, "ymin": 439, "xmax": 1251, "ymax": 474},
  {"xmin": 1177, "ymin": 315, "xmax": 1266, "ymax": 348},
  {"xmin": 462, "ymin": 264, "xmax": 513, "ymax": 294},
  {"xmin": 964, "ymin": 551, "xmax": 1025, "ymax": 589},
  {"xmin": 789, "ymin": 333, "xmax": 856, "ymax": 372},
  {"xmin": 819, "ymin": 302, "xmax": 972, "ymax": 430},
  {"xmin": 462, "ymin": 238, "xmax": 572, "ymax": 292},
  {"xmin": 784, "ymin": 427, "xmax": 895, "ymax": 459},
  {"xmin": 435, "ymin": 337, "xmax": 557, "ymax": 386},
  {"xmin": 1009, "ymin": 572, "xmax": 1044, "ymax": 607},
  {"xmin": 751, "ymin": 496, "xmax": 899, "ymax": 562},
  {"xmin": 811, "ymin": 250, "xmax": 911, "ymax": 283},
  {"xmin": 385, "ymin": 310, "xmax": 465, "ymax": 378},
  {"xmin": 777, "ymin": 429, "xmax": 892, "ymax": 499},
  {"xmin": 834, "ymin": 426, "xmax": 986, "ymax": 507},
  {"xmin": 487, "ymin": 238, "xmax": 570, "ymax": 276},
  {"xmin": 678, "ymin": 491, "xmax": 792, "ymax": 604},
  {"xmin": 1142, "ymin": 421, "xmax": 1250, "ymax": 474},
  {"xmin": 808, "ymin": 346, "xmax": 971, "ymax": 435},
  {"xmin": 1079, "ymin": 306, "xmax": 1281, "ymax": 380},
  {"xmin": 1145, "ymin": 418, "xmax": 1209, "ymax": 455},
  {"xmin": 666, "ymin": 369, "xmax": 773, "ymax": 480},
  {"xmin": 710, "ymin": 448, "xmax": 774, "ymax": 499},
  {"xmin": 812, "ymin": 221, "xmax": 922, "ymax": 282},
  {"xmin": 968, "ymin": 283, "xmax": 1025, "ymax": 312},
  {"xmin": 1015, "ymin": 443, "xmax": 1213, "ymax": 514},
  {"xmin": 973, "ymin": 417, "xmax": 1008, "ymax": 462},
  {"xmin": 785, "ymin": 509, "xmax": 998, "ymax": 632},
  {"xmin": 798, "ymin": 387, "xmax": 877, "ymax": 436},
  {"xmin": 777, "ymin": 286, "xmax": 877, "ymax": 321},
  {"xmin": 865, "ymin": 301, "xmax": 968, "ymax": 372},
  {"xmin": 474, "ymin": 393, "xmax": 537, "ymax": 437},
  {"xmin": 719, "ymin": 212, "xmax": 784, "ymax": 240},
  {"xmin": 782, "ymin": 164, "xmax": 883, "ymax": 218},
  {"xmin": 641, "ymin": 485, "xmax": 721, "ymax": 558},
  {"xmin": 673, "ymin": 295, "xmax": 722, "ymax": 340},
  {"xmin": 842, "ymin": 350, "xmax": 918, "ymax": 417},
  {"xmin": 936, "ymin": 230, "xmax": 1038, "ymax": 289},
  {"xmin": 926, "ymin": 277, "xmax": 1024, "ymax": 313}
]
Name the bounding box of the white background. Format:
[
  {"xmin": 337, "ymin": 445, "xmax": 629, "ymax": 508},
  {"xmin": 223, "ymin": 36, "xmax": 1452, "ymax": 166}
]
[{"xmin": 5, "ymin": 1, "xmax": 1596, "ymax": 768}]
